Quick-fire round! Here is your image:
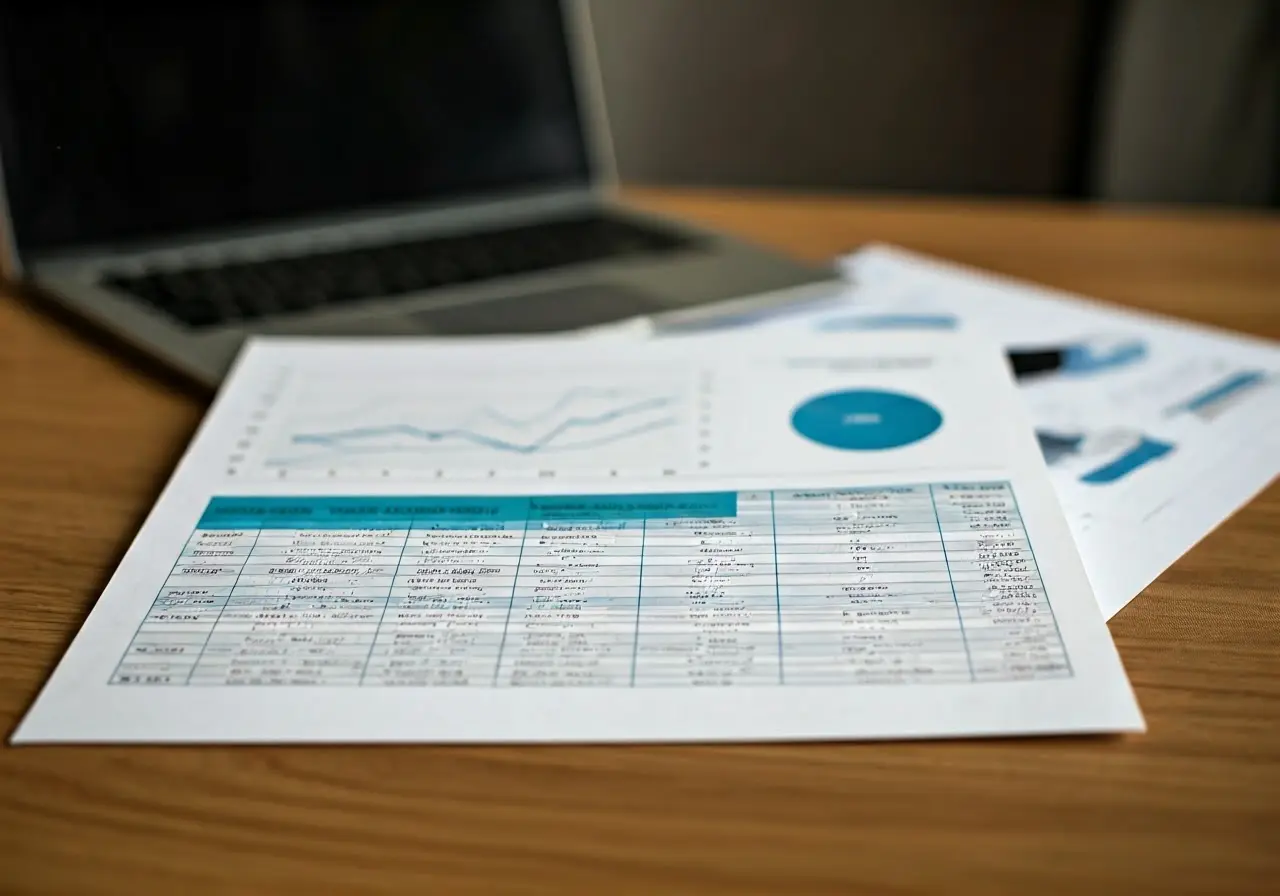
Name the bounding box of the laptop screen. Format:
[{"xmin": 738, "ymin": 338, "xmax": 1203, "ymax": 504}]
[{"xmin": 0, "ymin": 1, "xmax": 592, "ymax": 256}]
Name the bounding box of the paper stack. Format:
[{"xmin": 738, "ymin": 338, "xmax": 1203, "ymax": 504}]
[{"xmin": 17, "ymin": 245, "xmax": 1273, "ymax": 745}]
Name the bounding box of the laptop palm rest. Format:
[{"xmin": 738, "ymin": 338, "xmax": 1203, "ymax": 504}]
[{"xmin": 406, "ymin": 284, "xmax": 667, "ymax": 335}]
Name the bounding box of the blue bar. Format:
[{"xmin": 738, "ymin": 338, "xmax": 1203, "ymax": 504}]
[
  {"xmin": 198, "ymin": 492, "xmax": 737, "ymax": 529},
  {"xmin": 1080, "ymin": 437, "xmax": 1174, "ymax": 484}
]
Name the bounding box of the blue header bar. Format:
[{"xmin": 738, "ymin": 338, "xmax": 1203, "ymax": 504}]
[{"xmin": 199, "ymin": 492, "xmax": 738, "ymax": 529}]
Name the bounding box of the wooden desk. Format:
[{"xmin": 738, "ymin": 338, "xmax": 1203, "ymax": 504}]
[{"xmin": 1, "ymin": 191, "xmax": 1277, "ymax": 895}]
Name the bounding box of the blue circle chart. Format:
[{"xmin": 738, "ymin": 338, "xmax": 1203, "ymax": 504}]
[{"xmin": 790, "ymin": 390, "xmax": 943, "ymax": 450}]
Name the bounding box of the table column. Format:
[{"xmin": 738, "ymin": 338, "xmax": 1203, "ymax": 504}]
[
  {"xmin": 497, "ymin": 518, "xmax": 640, "ymax": 687},
  {"xmin": 111, "ymin": 527, "xmax": 256, "ymax": 685},
  {"xmin": 365, "ymin": 520, "xmax": 524, "ymax": 686},
  {"xmin": 932, "ymin": 482, "xmax": 1070, "ymax": 682},
  {"xmin": 633, "ymin": 492, "xmax": 781, "ymax": 686},
  {"xmin": 776, "ymin": 487, "xmax": 973, "ymax": 686},
  {"xmin": 188, "ymin": 525, "xmax": 404, "ymax": 685}
]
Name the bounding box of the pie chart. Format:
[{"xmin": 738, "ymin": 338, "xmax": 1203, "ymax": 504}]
[{"xmin": 791, "ymin": 390, "xmax": 943, "ymax": 450}]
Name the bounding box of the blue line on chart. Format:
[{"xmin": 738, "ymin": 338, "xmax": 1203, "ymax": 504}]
[
  {"xmin": 288, "ymin": 396, "xmax": 673, "ymax": 452},
  {"xmin": 479, "ymin": 387, "xmax": 634, "ymax": 427},
  {"xmin": 267, "ymin": 411, "xmax": 681, "ymax": 466}
]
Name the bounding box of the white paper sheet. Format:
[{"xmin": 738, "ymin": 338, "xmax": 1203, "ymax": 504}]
[
  {"xmin": 14, "ymin": 331, "xmax": 1141, "ymax": 743},
  {"xmin": 635, "ymin": 245, "xmax": 1280, "ymax": 619}
]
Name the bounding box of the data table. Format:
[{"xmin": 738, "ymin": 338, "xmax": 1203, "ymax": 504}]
[{"xmin": 112, "ymin": 483, "xmax": 1071, "ymax": 688}]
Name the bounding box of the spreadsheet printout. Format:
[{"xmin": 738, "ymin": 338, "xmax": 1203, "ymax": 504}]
[{"xmin": 13, "ymin": 332, "xmax": 1142, "ymax": 742}]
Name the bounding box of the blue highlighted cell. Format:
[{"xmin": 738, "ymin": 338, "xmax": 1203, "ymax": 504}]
[
  {"xmin": 198, "ymin": 492, "xmax": 738, "ymax": 529},
  {"xmin": 790, "ymin": 390, "xmax": 943, "ymax": 450}
]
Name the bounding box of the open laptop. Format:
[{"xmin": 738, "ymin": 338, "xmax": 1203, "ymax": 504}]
[{"xmin": 0, "ymin": 1, "xmax": 835, "ymax": 385}]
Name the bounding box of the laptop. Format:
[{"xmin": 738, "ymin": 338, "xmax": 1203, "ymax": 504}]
[{"xmin": 0, "ymin": 1, "xmax": 835, "ymax": 385}]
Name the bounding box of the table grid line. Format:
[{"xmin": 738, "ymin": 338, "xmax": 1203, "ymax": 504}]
[
  {"xmin": 358, "ymin": 529, "xmax": 409, "ymax": 686},
  {"xmin": 1007, "ymin": 485, "xmax": 1073, "ymax": 678},
  {"xmin": 184, "ymin": 528, "xmax": 261, "ymax": 685},
  {"xmin": 492, "ymin": 520, "xmax": 531, "ymax": 687},
  {"xmin": 629, "ymin": 517, "xmax": 646, "ymax": 687},
  {"xmin": 929, "ymin": 483, "xmax": 976, "ymax": 682},
  {"xmin": 771, "ymin": 491, "xmax": 785, "ymax": 685}
]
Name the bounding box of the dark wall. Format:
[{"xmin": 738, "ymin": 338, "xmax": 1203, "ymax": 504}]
[
  {"xmin": 590, "ymin": 0, "xmax": 1279, "ymax": 205},
  {"xmin": 590, "ymin": 0, "xmax": 1096, "ymax": 196}
]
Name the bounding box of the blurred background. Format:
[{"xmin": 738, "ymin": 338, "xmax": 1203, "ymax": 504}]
[
  {"xmin": 2, "ymin": 0, "xmax": 1276, "ymax": 384},
  {"xmin": 591, "ymin": 0, "xmax": 1280, "ymax": 206}
]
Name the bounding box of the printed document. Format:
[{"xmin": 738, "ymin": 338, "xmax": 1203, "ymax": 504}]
[
  {"xmin": 636, "ymin": 246, "xmax": 1280, "ymax": 619},
  {"xmin": 14, "ymin": 331, "xmax": 1142, "ymax": 743}
]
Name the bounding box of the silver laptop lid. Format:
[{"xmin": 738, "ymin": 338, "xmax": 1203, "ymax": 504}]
[{"xmin": 0, "ymin": 0, "xmax": 615, "ymax": 272}]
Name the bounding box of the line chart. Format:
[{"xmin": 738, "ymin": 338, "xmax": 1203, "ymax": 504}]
[
  {"xmin": 272, "ymin": 397, "xmax": 680, "ymax": 463},
  {"xmin": 227, "ymin": 366, "xmax": 712, "ymax": 481}
]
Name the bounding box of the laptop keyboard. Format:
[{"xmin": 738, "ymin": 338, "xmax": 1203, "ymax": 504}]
[{"xmin": 101, "ymin": 214, "xmax": 695, "ymax": 329}]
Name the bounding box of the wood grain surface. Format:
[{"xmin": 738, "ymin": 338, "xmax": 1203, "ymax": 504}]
[{"xmin": 1, "ymin": 191, "xmax": 1277, "ymax": 895}]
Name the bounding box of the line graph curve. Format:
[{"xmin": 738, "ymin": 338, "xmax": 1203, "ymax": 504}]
[
  {"xmin": 269, "ymin": 417, "xmax": 682, "ymax": 468},
  {"xmin": 235, "ymin": 367, "xmax": 709, "ymax": 480},
  {"xmin": 281, "ymin": 396, "xmax": 678, "ymax": 458}
]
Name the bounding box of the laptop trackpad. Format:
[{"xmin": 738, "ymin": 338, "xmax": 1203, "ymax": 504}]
[{"xmin": 408, "ymin": 284, "xmax": 666, "ymax": 335}]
